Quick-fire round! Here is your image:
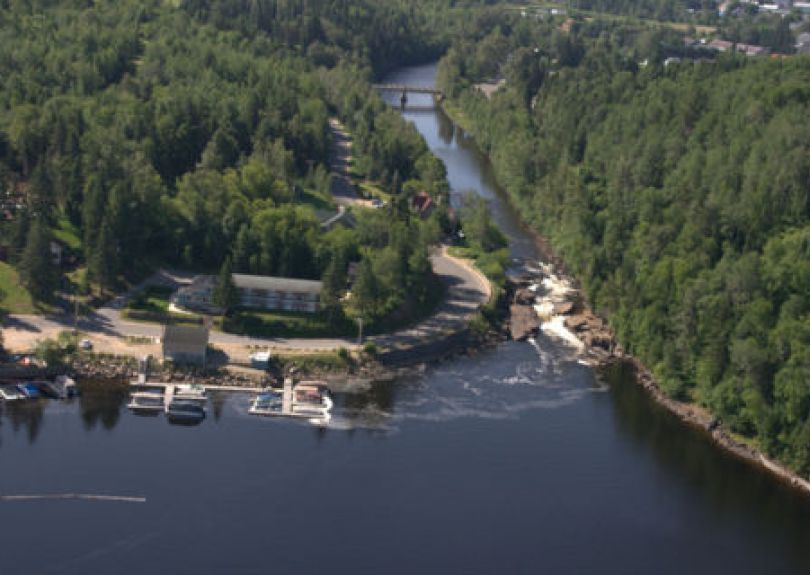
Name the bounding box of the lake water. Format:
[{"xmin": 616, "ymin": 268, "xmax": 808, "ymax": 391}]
[{"xmin": 2, "ymin": 63, "xmax": 810, "ymax": 575}]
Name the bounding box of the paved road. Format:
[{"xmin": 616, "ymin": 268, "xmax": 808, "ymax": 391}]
[
  {"xmin": 2, "ymin": 247, "xmax": 490, "ymax": 360},
  {"xmin": 328, "ymin": 118, "xmax": 363, "ymax": 207}
]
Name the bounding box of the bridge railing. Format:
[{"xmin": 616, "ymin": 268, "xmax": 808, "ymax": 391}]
[{"xmin": 372, "ymin": 84, "xmax": 443, "ymax": 95}]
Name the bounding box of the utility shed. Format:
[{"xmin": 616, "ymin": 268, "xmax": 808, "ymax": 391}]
[{"xmin": 162, "ymin": 324, "xmax": 209, "ymax": 366}]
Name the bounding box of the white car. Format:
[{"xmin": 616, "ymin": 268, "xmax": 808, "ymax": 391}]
[
  {"xmin": 79, "ymin": 339, "xmax": 93, "ymax": 351},
  {"xmin": 370, "ymin": 198, "xmax": 385, "ymax": 208}
]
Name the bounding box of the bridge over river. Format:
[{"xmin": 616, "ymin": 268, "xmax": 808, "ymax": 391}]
[
  {"xmin": 372, "ymin": 83, "xmax": 443, "ymax": 96},
  {"xmin": 373, "ymin": 83, "xmax": 444, "ymax": 109}
]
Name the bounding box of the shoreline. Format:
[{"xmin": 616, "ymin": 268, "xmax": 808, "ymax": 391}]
[{"xmin": 438, "ymin": 98, "xmax": 810, "ymax": 498}]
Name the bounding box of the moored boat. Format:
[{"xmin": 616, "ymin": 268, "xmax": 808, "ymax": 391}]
[
  {"xmin": 165, "ymin": 400, "xmax": 206, "ymax": 424},
  {"xmin": 172, "ymin": 384, "xmax": 207, "ymax": 404},
  {"xmin": 293, "ymin": 381, "xmax": 333, "ymax": 412},
  {"xmin": 35, "ymin": 380, "xmax": 62, "ymax": 399},
  {"xmin": 127, "ymin": 391, "xmax": 165, "ymax": 414},
  {"xmin": 16, "ymin": 382, "xmax": 41, "ymax": 399},
  {"xmin": 248, "ymin": 391, "xmax": 284, "ymax": 416},
  {"xmin": 0, "ymin": 384, "xmax": 25, "ymax": 401},
  {"xmin": 53, "ymin": 375, "xmax": 79, "ymax": 398}
]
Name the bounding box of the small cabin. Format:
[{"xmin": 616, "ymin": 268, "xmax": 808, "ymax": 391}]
[{"xmin": 162, "ymin": 324, "xmax": 209, "ymax": 366}]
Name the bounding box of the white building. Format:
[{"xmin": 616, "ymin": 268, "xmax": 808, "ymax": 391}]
[{"xmin": 173, "ymin": 274, "xmax": 322, "ymax": 314}]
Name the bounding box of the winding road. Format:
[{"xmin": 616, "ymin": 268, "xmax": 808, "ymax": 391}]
[{"xmin": 2, "ymin": 247, "xmax": 489, "ymax": 362}]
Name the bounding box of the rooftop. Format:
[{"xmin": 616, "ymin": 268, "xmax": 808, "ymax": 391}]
[
  {"xmin": 162, "ymin": 324, "xmax": 209, "ymax": 353},
  {"xmin": 233, "ymin": 274, "xmax": 322, "ymax": 295}
]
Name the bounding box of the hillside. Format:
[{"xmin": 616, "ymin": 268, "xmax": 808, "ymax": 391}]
[{"xmin": 438, "ymin": 15, "xmax": 810, "ymax": 477}]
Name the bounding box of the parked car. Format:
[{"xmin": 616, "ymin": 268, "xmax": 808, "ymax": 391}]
[{"xmin": 79, "ymin": 339, "xmax": 93, "ymax": 351}]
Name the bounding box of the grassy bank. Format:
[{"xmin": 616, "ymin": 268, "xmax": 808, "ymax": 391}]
[{"xmin": 0, "ymin": 262, "xmax": 36, "ymax": 314}]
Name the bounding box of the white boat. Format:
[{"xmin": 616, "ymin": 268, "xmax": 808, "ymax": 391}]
[
  {"xmin": 291, "ymin": 381, "xmax": 333, "ymax": 419},
  {"xmin": 248, "ymin": 391, "xmax": 284, "ymax": 416},
  {"xmin": 165, "ymin": 400, "xmax": 206, "ymax": 424},
  {"xmin": 308, "ymin": 412, "xmax": 332, "ymax": 427},
  {"xmin": 0, "ymin": 384, "xmax": 25, "ymax": 401},
  {"xmin": 293, "ymin": 381, "xmax": 332, "ymax": 411},
  {"xmin": 249, "ymin": 380, "xmax": 333, "ymax": 424},
  {"xmin": 292, "ymin": 402, "xmax": 331, "ymax": 417},
  {"xmin": 127, "ymin": 392, "xmax": 165, "ymax": 414},
  {"xmin": 172, "ymin": 384, "xmax": 207, "ymax": 404},
  {"xmin": 53, "ymin": 375, "xmax": 78, "ymax": 398}
]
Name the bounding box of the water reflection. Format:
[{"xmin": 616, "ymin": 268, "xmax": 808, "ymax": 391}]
[
  {"xmin": 79, "ymin": 382, "xmax": 127, "ymax": 431},
  {"xmin": 604, "ymin": 361, "xmax": 810, "ymax": 571},
  {"xmin": 1, "ymin": 398, "xmax": 47, "ymax": 444}
]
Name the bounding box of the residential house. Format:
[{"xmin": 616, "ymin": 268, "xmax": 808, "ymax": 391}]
[{"xmin": 411, "ymin": 191, "xmax": 436, "ymax": 219}]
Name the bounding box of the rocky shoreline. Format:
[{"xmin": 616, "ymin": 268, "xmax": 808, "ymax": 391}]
[
  {"xmin": 506, "ymin": 234, "xmax": 810, "ymax": 497},
  {"xmin": 66, "ymin": 351, "xmax": 459, "ymax": 393}
]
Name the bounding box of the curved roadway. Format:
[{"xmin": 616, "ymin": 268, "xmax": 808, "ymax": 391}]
[{"xmin": 2, "ymin": 248, "xmax": 490, "ymax": 363}]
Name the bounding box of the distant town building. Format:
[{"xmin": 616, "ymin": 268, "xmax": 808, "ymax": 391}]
[
  {"xmin": 708, "ymin": 39, "xmax": 734, "ymax": 52},
  {"xmin": 707, "ymin": 39, "xmax": 769, "ymax": 56},
  {"xmin": 794, "ymin": 1, "xmax": 810, "ymax": 14},
  {"xmin": 173, "ymin": 274, "xmax": 323, "ymax": 314},
  {"xmin": 162, "ymin": 324, "xmax": 209, "ymax": 366}
]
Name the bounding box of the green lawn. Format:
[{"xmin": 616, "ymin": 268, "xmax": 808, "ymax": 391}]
[
  {"xmin": 0, "ymin": 261, "xmax": 36, "ymax": 314},
  {"xmin": 126, "ymin": 285, "xmax": 173, "ymax": 313},
  {"xmin": 221, "ymin": 309, "xmax": 356, "ymax": 338},
  {"xmin": 298, "ymin": 188, "xmax": 336, "ymax": 212},
  {"xmin": 358, "ymin": 181, "xmax": 392, "ymax": 202}
]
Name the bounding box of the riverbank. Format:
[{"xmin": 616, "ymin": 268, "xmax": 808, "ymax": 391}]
[{"xmin": 438, "ymin": 98, "xmax": 810, "ymax": 498}]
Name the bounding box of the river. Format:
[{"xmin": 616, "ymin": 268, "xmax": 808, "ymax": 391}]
[{"xmin": 2, "ymin": 63, "xmax": 810, "ymax": 574}]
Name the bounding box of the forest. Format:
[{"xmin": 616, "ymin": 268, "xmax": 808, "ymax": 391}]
[
  {"xmin": 438, "ymin": 15, "xmax": 810, "ymax": 476},
  {"xmin": 0, "ymin": 0, "xmax": 476, "ymax": 329}
]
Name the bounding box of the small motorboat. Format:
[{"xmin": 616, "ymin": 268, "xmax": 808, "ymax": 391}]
[
  {"xmin": 53, "ymin": 375, "xmax": 79, "ymax": 398},
  {"xmin": 127, "ymin": 392, "xmax": 165, "ymax": 414},
  {"xmin": 165, "ymin": 400, "xmax": 206, "ymax": 424},
  {"xmin": 16, "ymin": 382, "xmax": 41, "ymax": 399},
  {"xmin": 0, "ymin": 384, "xmax": 25, "ymax": 401},
  {"xmin": 35, "ymin": 380, "xmax": 63, "ymax": 399},
  {"xmin": 308, "ymin": 412, "xmax": 332, "ymax": 427},
  {"xmin": 293, "ymin": 381, "xmax": 333, "ymax": 413},
  {"xmin": 248, "ymin": 392, "xmax": 284, "ymax": 416}
]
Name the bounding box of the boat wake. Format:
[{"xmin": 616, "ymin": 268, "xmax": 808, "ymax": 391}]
[{"xmin": 334, "ymin": 337, "xmax": 602, "ymax": 431}]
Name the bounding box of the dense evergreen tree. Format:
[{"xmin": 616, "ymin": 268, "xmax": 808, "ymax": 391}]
[
  {"xmin": 18, "ymin": 217, "xmax": 57, "ymax": 302},
  {"xmin": 213, "ymin": 256, "xmax": 238, "ymax": 313}
]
